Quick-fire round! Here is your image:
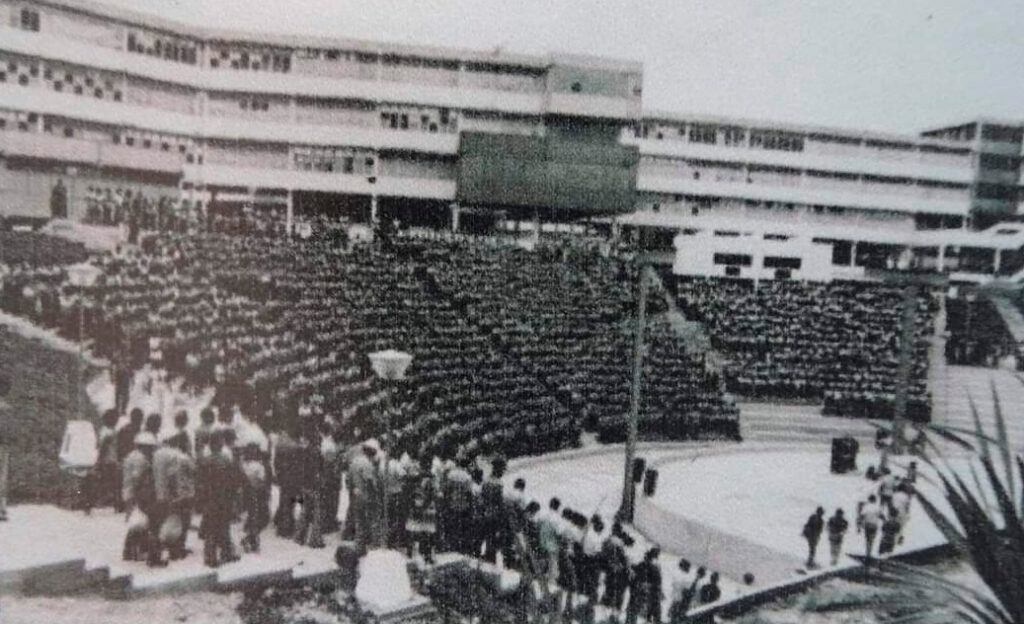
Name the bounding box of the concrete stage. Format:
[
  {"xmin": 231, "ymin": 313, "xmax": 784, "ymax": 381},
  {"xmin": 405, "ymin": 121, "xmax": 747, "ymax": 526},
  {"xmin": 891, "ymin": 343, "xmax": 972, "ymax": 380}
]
[{"xmin": 509, "ymin": 442, "xmax": 960, "ymax": 591}]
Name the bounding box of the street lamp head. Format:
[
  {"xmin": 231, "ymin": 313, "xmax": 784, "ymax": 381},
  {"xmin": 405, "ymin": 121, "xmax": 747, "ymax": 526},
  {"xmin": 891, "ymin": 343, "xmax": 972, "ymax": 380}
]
[
  {"xmin": 368, "ymin": 349, "xmax": 413, "ymax": 381},
  {"xmin": 67, "ymin": 262, "xmax": 101, "ymax": 288}
]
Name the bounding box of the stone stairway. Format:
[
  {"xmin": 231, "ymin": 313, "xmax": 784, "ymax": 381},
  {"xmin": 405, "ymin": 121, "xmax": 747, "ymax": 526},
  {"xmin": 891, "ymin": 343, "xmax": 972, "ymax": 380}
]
[
  {"xmin": 0, "ymin": 505, "xmax": 342, "ymax": 598},
  {"xmin": 739, "ymin": 402, "xmax": 877, "ymax": 448},
  {"xmin": 929, "ymin": 364, "xmax": 1024, "ymax": 455}
]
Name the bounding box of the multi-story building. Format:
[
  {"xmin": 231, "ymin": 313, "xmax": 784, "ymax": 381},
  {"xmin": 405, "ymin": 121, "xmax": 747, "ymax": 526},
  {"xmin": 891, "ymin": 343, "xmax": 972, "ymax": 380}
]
[
  {"xmin": 0, "ymin": 0, "xmax": 642, "ymax": 230},
  {"xmin": 621, "ymin": 112, "xmax": 1024, "ymax": 283},
  {"xmin": 2, "ymin": 0, "xmax": 1024, "ymax": 283}
]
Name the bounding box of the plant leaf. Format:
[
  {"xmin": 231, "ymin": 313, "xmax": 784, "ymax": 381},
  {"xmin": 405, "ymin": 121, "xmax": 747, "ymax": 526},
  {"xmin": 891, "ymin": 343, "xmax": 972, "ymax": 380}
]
[
  {"xmin": 989, "ymin": 379, "xmax": 1017, "ymax": 512},
  {"xmin": 968, "ymin": 392, "xmax": 992, "ymax": 466}
]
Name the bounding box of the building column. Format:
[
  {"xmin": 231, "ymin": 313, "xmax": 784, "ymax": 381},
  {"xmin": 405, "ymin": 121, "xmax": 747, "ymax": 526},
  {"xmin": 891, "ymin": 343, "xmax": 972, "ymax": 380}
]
[
  {"xmin": 850, "ymin": 241, "xmax": 858, "ymax": 267},
  {"xmin": 371, "ymin": 194, "xmax": 379, "ymax": 224},
  {"xmin": 937, "ymin": 245, "xmax": 946, "ymax": 272},
  {"xmin": 285, "ymin": 189, "xmax": 294, "ymax": 236},
  {"xmin": 993, "ymin": 249, "xmax": 1002, "ymax": 275},
  {"xmin": 450, "ymin": 203, "xmax": 460, "ymax": 232}
]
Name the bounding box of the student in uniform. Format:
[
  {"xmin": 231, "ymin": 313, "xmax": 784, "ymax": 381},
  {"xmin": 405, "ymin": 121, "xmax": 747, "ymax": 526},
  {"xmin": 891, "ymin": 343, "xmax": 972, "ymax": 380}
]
[{"xmin": 826, "ymin": 508, "xmax": 849, "ymax": 566}]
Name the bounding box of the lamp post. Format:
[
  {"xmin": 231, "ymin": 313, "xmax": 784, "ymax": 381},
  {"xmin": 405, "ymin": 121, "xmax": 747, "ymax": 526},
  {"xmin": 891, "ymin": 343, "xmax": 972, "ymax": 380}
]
[
  {"xmin": 880, "ymin": 254, "xmax": 947, "ymax": 462},
  {"xmin": 368, "ymin": 349, "xmax": 413, "ymax": 543},
  {"xmin": 67, "ymin": 263, "xmax": 101, "ymax": 418},
  {"xmin": 620, "ymin": 251, "xmax": 653, "ymax": 523},
  {"xmin": 355, "ymin": 349, "xmax": 415, "ymax": 614}
]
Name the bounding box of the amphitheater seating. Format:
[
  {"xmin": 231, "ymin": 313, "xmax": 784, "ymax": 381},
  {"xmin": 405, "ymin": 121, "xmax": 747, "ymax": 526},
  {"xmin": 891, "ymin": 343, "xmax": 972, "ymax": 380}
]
[
  {"xmin": 945, "ymin": 293, "xmax": 1013, "ymax": 366},
  {"xmin": 675, "ymin": 277, "xmax": 935, "ymax": 421},
  {"xmin": 3, "ymin": 227, "xmax": 739, "ymax": 461}
]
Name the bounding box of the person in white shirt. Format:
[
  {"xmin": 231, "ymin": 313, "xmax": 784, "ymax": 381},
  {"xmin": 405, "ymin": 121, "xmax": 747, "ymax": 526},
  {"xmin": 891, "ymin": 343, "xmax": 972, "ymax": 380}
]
[
  {"xmin": 890, "ymin": 484, "xmax": 912, "ymax": 544},
  {"xmin": 859, "ymin": 494, "xmax": 884, "ymax": 559},
  {"xmin": 581, "ymin": 515, "xmax": 606, "ymax": 601},
  {"xmin": 537, "ymin": 498, "xmax": 564, "ymax": 584}
]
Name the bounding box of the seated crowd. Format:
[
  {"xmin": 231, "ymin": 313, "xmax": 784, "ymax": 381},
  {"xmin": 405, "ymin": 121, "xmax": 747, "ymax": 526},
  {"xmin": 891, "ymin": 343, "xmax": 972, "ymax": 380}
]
[
  {"xmin": 944, "ymin": 293, "xmax": 1015, "ymax": 367},
  {"xmin": 675, "ymin": 277, "xmax": 936, "ymax": 421}
]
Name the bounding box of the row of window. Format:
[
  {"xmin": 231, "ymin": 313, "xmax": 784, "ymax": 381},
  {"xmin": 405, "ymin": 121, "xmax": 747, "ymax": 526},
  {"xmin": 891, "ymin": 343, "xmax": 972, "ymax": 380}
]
[{"xmin": 126, "ymin": 31, "xmax": 199, "ymax": 65}]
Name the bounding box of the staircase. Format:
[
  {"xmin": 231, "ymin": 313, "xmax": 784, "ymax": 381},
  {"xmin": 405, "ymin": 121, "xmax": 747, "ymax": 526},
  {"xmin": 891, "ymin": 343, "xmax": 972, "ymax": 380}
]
[
  {"xmin": 0, "ymin": 505, "xmax": 342, "ymax": 599},
  {"xmin": 739, "ymin": 402, "xmax": 876, "ymax": 448}
]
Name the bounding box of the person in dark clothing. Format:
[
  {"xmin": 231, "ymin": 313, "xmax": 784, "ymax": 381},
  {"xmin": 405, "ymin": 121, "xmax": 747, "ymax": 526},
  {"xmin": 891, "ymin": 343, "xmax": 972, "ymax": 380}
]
[
  {"xmin": 50, "ymin": 179, "xmax": 68, "ymax": 219},
  {"xmin": 194, "ymin": 408, "xmax": 216, "ymax": 458},
  {"xmin": 675, "ymin": 566, "xmax": 705, "ymax": 620},
  {"xmin": 240, "ymin": 443, "xmax": 270, "ymax": 553},
  {"xmin": 481, "ymin": 456, "xmax": 507, "ymax": 564},
  {"xmin": 117, "ymin": 409, "xmax": 145, "ymax": 462},
  {"xmin": 601, "ymin": 523, "xmax": 629, "ymax": 613},
  {"xmin": 166, "ymin": 410, "xmax": 193, "ymax": 457},
  {"xmin": 626, "ymin": 547, "xmax": 663, "ymax": 624},
  {"xmin": 826, "ymin": 508, "xmax": 849, "ymax": 566},
  {"xmin": 272, "ymin": 427, "xmax": 303, "ymax": 538},
  {"xmin": 197, "ymin": 432, "xmax": 240, "ymax": 567},
  {"xmin": 802, "ymin": 506, "xmax": 825, "ymax": 569},
  {"xmin": 93, "ymin": 409, "xmax": 121, "ymax": 511},
  {"xmin": 122, "ymin": 432, "xmax": 163, "ymax": 567},
  {"xmin": 699, "ymin": 572, "xmax": 721, "ymax": 604},
  {"xmin": 115, "ymin": 409, "xmax": 144, "ymax": 512},
  {"xmin": 879, "ymin": 513, "xmax": 901, "ymax": 556},
  {"xmin": 144, "ymin": 413, "xmax": 162, "ymax": 438}
]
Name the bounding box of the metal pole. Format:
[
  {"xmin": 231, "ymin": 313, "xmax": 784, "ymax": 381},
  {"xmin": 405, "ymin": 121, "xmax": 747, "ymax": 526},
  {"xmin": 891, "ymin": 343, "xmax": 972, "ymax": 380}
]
[
  {"xmin": 891, "ymin": 283, "xmax": 917, "ymax": 455},
  {"xmin": 77, "ymin": 299, "xmax": 84, "ymax": 418},
  {"xmin": 620, "ymin": 262, "xmax": 648, "ymax": 522},
  {"xmin": 382, "ymin": 396, "xmax": 390, "ymax": 547}
]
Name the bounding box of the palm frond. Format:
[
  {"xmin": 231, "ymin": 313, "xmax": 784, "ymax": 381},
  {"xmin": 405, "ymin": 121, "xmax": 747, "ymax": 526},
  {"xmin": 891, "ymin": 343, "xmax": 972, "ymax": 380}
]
[{"xmin": 989, "ymin": 380, "xmax": 1017, "ymax": 511}]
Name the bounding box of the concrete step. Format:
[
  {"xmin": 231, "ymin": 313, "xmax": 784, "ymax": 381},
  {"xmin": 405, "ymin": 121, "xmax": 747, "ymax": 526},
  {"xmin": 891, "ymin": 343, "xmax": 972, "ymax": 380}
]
[
  {"xmin": 129, "ymin": 567, "xmax": 218, "ymax": 598},
  {"xmin": 0, "ymin": 558, "xmax": 87, "ymax": 595}
]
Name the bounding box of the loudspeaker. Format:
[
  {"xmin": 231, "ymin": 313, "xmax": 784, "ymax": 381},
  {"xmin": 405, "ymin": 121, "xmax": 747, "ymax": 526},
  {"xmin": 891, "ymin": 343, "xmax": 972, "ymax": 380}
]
[
  {"xmin": 643, "ymin": 468, "xmax": 658, "ymax": 496},
  {"xmin": 830, "ymin": 436, "xmax": 859, "ymax": 474},
  {"xmin": 632, "ymin": 458, "xmax": 646, "ymax": 483}
]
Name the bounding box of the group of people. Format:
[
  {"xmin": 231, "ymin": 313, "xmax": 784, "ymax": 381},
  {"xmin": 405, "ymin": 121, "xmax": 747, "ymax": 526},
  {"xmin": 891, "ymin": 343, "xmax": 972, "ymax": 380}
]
[
  {"xmin": 944, "ymin": 294, "xmax": 1017, "ymax": 368},
  {"xmin": 88, "ymin": 406, "xmax": 271, "ymax": 568},
  {"xmin": 341, "ymin": 444, "xmax": 735, "ymax": 624},
  {"xmin": 801, "ymin": 461, "xmax": 918, "ymax": 570},
  {"xmin": 3, "ymin": 221, "xmax": 740, "ymax": 473},
  {"xmin": 676, "ymin": 277, "xmax": 936, "ymax": 420}
]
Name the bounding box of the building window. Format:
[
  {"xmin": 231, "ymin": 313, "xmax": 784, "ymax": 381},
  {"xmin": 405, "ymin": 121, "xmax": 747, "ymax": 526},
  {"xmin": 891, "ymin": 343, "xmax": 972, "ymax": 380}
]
[
  {"xmin": 20, "ymin": 8, "xmax": 41, "ymax": 32},
  {"xmin": 689, "ymin": 124, "xmax": 717, "ymax": 145},
  {"xmin": 63, "ymin": 127, "xmax": 74, "ymax": 138},
  {"xmin": 750, "ymin": 131, "xmax": 805, "ymax": 152},
  {"xmin": 713, "ymin": 253, "xmax": 752, "ymax": 266},
  {"xmin": 763, "ymin": 256, "xmax": 801, "ymax": 270},
  {"xmin": 723, "ymin": 127, "xmax": 745, "ymax": 146},
  {"xmin": 113, "ymin": 91, "xmax": 122, "ymax": 102},
  {"xmin": 125, "ymin": 136, "xmax": 135, "ymax": 146}
]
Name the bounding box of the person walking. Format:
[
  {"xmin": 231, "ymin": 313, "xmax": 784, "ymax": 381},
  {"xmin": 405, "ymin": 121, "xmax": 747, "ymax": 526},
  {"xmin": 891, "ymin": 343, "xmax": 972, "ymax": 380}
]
[
  {"xmin": 122, "ymin": 432, "xmax": 161, "ymax": 566},
  {"xmin": 802, "ymin": 506, "xmax": 825, "ymax": 569},
  {"xmin": 879, "ymin": 511, "xmax": 901, "ymax": 556},
  {"xmin": 197, "ymin": 432, "xmax": 240, "ymax": 568},
  {"xmin": 94, "ymin": 409, "xmax": 121, "ymax": 510},
  {"xmin": 240, "ymin": 442, "xmax": 270, "ymax": 553},
  {"xmin": 481, "ymin": 457, "xmax": 507, "ymax": 565},
  {"xmin": 826, "ymin": 508, "xmax": 848, "ymax": 566},
  {"xmin": 537, "ymin": 497, "xmax": 563, "ymax": 585},
  {"xmin": 859, "ymin": 495, "xmax": 883, "ymax": 560},
  {"xmin": 349, "ymin": 438, "xmax": 383, "ymax": 552}
]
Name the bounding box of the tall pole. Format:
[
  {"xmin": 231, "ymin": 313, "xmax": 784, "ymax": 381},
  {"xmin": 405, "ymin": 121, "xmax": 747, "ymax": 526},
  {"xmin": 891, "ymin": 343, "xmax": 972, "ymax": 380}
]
[
  {"xmin": 77, "ymin": 300, "xmax": 84, "ymax": 418},
  {"xmin": 620, "ymin": 261, "xmax": 649, "ymax": 522},
  {"xmin": 382, "ymin": 396, "xmax": 391, "ymax": 547},
  {"xmin": 891, "ymin": 283, "xmax": 917, "ymax": 456}
]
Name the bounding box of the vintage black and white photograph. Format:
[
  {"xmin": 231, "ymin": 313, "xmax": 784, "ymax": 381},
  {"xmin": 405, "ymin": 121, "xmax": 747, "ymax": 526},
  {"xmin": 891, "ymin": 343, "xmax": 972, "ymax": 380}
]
[{"xmin": 0, "ymin": 0, "xmax": 1023, "ymax": 622}]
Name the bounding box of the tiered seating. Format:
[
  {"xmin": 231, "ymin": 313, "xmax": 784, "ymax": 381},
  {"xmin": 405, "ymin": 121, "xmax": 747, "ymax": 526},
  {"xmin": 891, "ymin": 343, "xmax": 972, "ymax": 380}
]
[
  {"xmin": 5, "ymin": 226, "xmax": 739, "ymax": 459},
  {"xmin": 945, "ymin": 293, "xmax": 1012, "ymax": 366},
  {"xmin": 676, "ymin": 277, "xmax": 935, "ymax": 421}
]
